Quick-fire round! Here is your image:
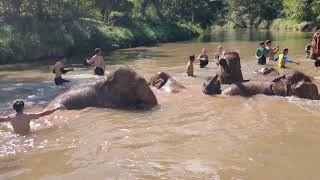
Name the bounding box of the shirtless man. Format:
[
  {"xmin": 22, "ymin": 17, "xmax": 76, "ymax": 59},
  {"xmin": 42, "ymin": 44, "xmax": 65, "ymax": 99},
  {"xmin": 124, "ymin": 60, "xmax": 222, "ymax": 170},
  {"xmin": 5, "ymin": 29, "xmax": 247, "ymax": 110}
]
[
  {"xmin": 0, "ymin": 100, "xmax": 64, "ymax": 134},
  {"xmin": 54, "ymin": 57, "xmax": 73, "ymax": 86},
  {"xmin": 86, "ymin": 48, "xmax": 106, "ymax": 76},
  {"xmin": 265, "ymin": 40, "xmax": 279, "ymax": 61},
  {"xmin": 213, "ymin": 45, "xmax": 225, "ymax": 63}
]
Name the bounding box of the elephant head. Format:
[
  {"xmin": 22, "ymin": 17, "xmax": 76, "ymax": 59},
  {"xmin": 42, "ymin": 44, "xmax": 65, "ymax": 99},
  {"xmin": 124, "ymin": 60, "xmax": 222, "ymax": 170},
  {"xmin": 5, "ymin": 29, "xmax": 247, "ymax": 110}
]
[
  {"xmin": 97, "ymin": 66, "xmax": 158, "ymax": 109},
  {"xmin": 310, "ymin": 32, "xmax": 320, "ymax": 60},
  {"xmin": 217, "ymin": 52, "xmax": 244, "ymax": 84},
  {"xmin": 148, "ymin": 72, "xmax": 185, "ymax": 93},
  {"xmin": 149, "ymin": 72, "xmax": 171, "ymax": 89}
]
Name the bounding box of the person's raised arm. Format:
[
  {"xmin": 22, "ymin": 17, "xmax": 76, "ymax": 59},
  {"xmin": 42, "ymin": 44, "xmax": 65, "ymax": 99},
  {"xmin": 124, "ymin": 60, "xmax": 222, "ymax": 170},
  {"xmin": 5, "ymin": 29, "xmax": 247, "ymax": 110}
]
[
  {"xmin": 273, "ymin": 46, "xmax": 279, "ymax": 53},
  {"xmin": 86, "ymin": 56, "xmax": 95, "ymax": 65},
  {"xmin": 27, "ymin": 106, "xmax": 64, "ymax": 120}
]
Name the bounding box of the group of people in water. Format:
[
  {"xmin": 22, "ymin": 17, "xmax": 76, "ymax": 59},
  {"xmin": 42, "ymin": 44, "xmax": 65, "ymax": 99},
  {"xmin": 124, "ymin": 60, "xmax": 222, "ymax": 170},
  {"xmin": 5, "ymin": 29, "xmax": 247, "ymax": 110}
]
[
  {"xmin": 53, "ymin": 48, "xmax": 106, "ymax": 85},
  {"xmin": 0, "ymin": 48, "xmax": 106, "ymax": 134},
  {"xmin": 186, "ymin": 45, "xmax": 225, "ymax": 77},
  {"xmin": 2, "ymin": 28, "xmax": 320, "ymax": 135},
  {"xmin": 255, "ymin": 40, "xmax": 299, "ymax": 68}
]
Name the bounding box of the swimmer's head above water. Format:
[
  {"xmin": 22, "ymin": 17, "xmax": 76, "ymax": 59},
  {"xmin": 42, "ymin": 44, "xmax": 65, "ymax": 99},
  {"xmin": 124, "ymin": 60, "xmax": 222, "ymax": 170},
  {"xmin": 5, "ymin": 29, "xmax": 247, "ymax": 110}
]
[
  {"xmin": 12, "ymin": 99, "xmax": 24, "ymax": 113},
  {"xmin": 95, "ymin": 48, "xmax": 102, "ymax": 56}
]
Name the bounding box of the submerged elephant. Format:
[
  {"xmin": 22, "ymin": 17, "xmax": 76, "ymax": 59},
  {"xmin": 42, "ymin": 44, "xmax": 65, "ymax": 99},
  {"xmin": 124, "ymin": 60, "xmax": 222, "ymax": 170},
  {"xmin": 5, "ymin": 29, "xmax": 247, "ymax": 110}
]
[
  {"xmin": 203, "ymin": 71, "xmax": 319, "ymax": 100},
  {"xmin": 148, "ymin": 72, "xmax": 185, "ymax": 93},
  {"xmin": 52, "ymin": 66, "xmax": 158, "ymax": 110},
  {"xmin": 217, "ymin": 52, "xmax": 244, "ymax": 84},
  {"xmin": 254, "ymin": 67, "xmax": 279, "ymax": 76}
]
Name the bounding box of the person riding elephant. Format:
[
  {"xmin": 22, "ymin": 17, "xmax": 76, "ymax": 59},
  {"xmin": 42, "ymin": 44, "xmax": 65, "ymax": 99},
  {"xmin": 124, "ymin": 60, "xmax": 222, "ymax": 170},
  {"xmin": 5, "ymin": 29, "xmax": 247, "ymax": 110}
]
[
  {"xmin": 217, "ymin": 52, "xmax": 244, "ymax": 84},
  {"xmin": 148, "ymin": 72, "xmax": 185, "ymax": 93},
  {"xmin": 51, "ymin": 66, "xmax": 158, "ymax": 110},
  {"xmin": 203, "ymin": 71, "xmax": 319, "ymax": 100}
]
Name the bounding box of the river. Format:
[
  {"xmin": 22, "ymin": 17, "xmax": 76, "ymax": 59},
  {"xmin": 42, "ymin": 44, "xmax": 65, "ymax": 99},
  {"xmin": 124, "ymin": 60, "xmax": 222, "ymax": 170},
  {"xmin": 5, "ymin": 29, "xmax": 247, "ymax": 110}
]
[{"xmin": 1, "ymin": 30, "xmax": 320, "ymax": 180}]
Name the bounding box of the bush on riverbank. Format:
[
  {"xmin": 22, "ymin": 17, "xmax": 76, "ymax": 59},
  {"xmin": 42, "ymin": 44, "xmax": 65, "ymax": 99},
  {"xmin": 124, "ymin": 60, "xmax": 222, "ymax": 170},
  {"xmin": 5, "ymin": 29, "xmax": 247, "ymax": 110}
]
[
  {"xmin": 0, "ymin": 18, "xmax": 201, "ymax": 64},
  {"xmin": 270, "ymin": 18, "xmax": 319, "ymax": 32}
]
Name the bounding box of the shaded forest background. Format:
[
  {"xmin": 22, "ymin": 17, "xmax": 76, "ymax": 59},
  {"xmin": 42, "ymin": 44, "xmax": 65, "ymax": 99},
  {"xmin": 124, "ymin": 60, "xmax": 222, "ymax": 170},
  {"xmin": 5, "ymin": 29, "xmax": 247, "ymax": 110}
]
[{"xmin": 0, "ymin": 0, "xmax": 319, "ymax": 63}]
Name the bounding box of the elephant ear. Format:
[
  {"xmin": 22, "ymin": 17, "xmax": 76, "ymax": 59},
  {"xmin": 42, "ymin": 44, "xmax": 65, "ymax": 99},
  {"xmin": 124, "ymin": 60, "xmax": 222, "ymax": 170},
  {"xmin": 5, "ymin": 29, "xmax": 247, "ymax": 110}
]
[{"xmin": 271, "ymin": 75, "xmax": 286, "ymax": 83}]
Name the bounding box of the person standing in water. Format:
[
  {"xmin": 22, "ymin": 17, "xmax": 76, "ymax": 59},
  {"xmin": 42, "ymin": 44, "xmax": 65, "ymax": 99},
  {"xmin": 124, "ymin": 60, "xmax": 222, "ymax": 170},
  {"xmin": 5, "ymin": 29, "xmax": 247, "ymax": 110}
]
[
  {"xmin": 186, "ymin": 55, "xmax": 195, "ymax": 77},
  {"xmin": 53, "ymin": 57, "xmax": 74, "ymax": 86},
  {"xmin": 214, "ymin": 45, "xmax": 225, "ymax": 62},
  {"xmin": 86, "ymin": 48, "xmax": 106, "ymax": 76},
  {"xmin": 0, "ymin": 100, "xmax": 64, "ymax": 134},
  {"xmin": 197, "ymin": 48, "xmax": 209, "ymax": 69},
  {"xmin": 265, "ymin": 40, "xmax": 279, "ymax": 61},
  {"xmin": 274, "ymin": 48, "xmax": 300, "ymax": 68},
  {"xmin": 255, "ymin": 41, "xmax": 269, "ymax": 65}
]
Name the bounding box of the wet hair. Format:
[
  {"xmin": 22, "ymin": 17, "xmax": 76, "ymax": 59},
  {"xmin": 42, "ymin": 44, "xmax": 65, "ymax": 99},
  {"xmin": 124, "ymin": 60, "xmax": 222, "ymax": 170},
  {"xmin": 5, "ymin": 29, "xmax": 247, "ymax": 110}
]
[
  {"xmin": 266, "ymin": 40, "xmax": 271, "ymax": 44},
  {"xmin": 12, "ymin": 99, "xmax": 24, "ymax": 113},
  {"xmin": 259, "ymin": 41, "xmax": 265, "ymax": 45},
  {"xmin": 189, "ymin": 55, "xmax": 195, "ymax": 61},
  {"xmin": 95, "ymin": 48, "xmax": 101, "ymax": 54}
]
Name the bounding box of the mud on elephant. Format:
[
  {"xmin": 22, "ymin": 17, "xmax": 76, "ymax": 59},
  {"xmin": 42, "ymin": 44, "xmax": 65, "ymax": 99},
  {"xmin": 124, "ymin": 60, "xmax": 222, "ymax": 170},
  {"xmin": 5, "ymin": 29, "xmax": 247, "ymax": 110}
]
[
  {"xmin": 148, "ymin": 72, "xmax": 185, "ymax": 93},
  {"xmin": 51, "ymin": 66, "xmax": 158, "ymax": 110},
  {"xmin": 203, "ymin": 71, "xmax": 320, "ymax": 100}
]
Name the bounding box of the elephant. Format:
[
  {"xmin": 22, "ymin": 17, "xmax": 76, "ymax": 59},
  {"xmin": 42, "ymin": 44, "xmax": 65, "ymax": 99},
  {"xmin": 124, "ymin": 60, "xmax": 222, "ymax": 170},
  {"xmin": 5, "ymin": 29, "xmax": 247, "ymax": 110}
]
[
  {"xmin": 203, "ymin": 71, "xmax": 320, "ymax": 100},
  {"xmin": 51, "ymin": 66, "xmax": 158, "ymax": 110},
  {"xmin": 254, "ymin": 67, "xmax": 279, "ymax": 76},
  {"xmin": 217, "ymin": 52, "xmax": 244, "ymax": 84},
  {"xmin": 310, "ymin": 31, "xmax": 320, "ymax": 60},
  {"xmin": 148, "ymin": 72, "xmax": 185, "ymax": 93}
]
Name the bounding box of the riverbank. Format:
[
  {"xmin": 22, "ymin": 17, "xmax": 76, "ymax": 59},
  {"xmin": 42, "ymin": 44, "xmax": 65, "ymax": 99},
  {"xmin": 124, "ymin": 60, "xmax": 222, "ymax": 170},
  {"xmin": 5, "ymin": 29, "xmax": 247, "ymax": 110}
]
[
  {"xmin": 213, "ymin": 19, "xmax": 319, "ymax": 32},
  {"xmin": 0, "ymin": 18, "xmax": 201, "ymax": 64}
]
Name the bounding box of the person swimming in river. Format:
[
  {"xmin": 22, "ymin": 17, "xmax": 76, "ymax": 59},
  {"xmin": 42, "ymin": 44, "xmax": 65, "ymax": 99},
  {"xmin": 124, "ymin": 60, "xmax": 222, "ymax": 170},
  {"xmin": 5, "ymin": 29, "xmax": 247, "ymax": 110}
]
[
  {"xmin": 265, "ymin": 40, "xmax": 279, "ymax": 61},
  {"xmin": 53, "ymin": 57, "xmax": 74, "ymax": 86},
  {"xmin": 197, "ymin": 48, "xmax": 209, "ymax": 69},
  {"xmin": 186, "ymin": 55, "xmax": 195, "ymax": 77},
  {"xmin": 0, "ymin": 100, "xmax": 64, "ymax": 134},
  {"xmin": 256, "ymin": 41, "xmax": 269, "ymax": 65},
  {"xmin": 86, "ymin": 48, "xmax": 106, "ymax": 76},
  {"xmin": 274, "ymin": 48, "xmax": 300, "ymax": 68}
]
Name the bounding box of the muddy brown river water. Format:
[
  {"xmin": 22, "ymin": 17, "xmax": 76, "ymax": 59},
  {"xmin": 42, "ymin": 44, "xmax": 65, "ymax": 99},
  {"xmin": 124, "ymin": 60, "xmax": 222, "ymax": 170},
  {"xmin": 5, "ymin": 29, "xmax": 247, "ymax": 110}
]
[{"xmin": 1, "ymin": 30, "xmax": 320, "ymax": 180}]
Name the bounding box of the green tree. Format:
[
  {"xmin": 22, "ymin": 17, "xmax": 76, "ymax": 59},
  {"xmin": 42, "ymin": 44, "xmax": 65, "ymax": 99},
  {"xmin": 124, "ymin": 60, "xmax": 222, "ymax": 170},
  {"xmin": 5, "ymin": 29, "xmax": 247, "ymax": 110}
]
[{"xmin": 283, "ymin": 0, "xmax": 313, "ymax": 22}]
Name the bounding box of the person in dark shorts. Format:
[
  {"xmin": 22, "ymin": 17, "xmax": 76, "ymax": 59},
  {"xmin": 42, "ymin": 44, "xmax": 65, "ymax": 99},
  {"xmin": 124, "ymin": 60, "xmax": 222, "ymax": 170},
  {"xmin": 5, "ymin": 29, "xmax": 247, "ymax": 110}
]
[
  {"xmin": 256, "ymin": 41, "xmax": 269, "ymax": 65},
  {"xmin": 53, "ymin": 57, "xmax": 73, "ymax": 86},
  {"xmin": 197, "ymin": 48, "xmax": 209, "ymax": 68},
  {"xmin": 86, "ymin": 48, "xmax": 105, "ymax": 76}
]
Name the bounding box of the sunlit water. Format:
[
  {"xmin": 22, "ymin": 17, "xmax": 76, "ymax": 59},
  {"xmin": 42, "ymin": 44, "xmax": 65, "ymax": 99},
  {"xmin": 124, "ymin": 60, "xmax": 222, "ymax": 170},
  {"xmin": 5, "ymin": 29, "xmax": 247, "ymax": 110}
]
[{"xmin": 1, "ymin": 30, "xmax": 320, "ymax": 180}]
